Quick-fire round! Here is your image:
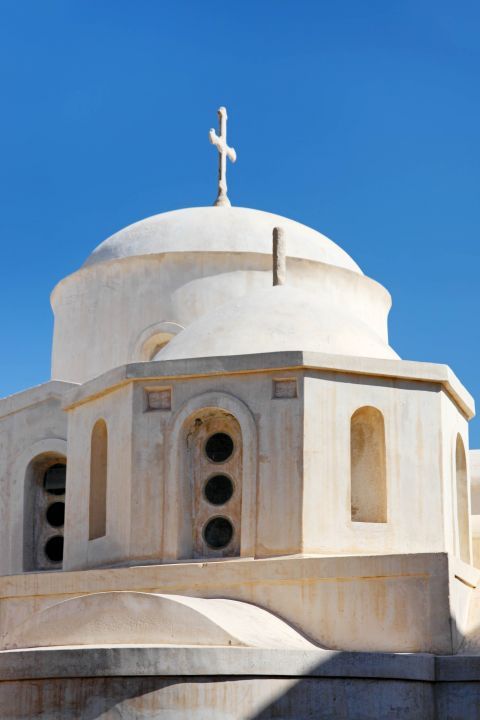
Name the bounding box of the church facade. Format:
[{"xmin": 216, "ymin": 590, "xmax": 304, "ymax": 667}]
[{"xmin": 1, "ymin": 109, "xmax": 480, "ymax": 718}]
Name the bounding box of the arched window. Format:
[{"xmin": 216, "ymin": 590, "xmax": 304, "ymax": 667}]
[
  {"xmin": 455, "ymin": 434, "xmax": 470, "ymax": 563},
  {"xmin": 132, "ymin": 322, "xmax": 184, "ymax": 362},
  {"xmin": 89, "ymin": 419, "xmax": 108, "ymax": 540},
  {"xmin": 143, "ymin": 332, "xmax": 175, "ymax": 360},
  {"xmin": 350, "ymin": 407, "xmax": 387, "ymax": 523},
  {"xmin": 186, "ymin": 410, "xmax": 242, "ymax": 559},
  {"xmin": 24, "ymin": 453, "xmax": 66, "ymax": 571}
]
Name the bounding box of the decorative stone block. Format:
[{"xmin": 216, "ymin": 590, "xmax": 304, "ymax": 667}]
[
  {"xmin": 273, "ymin": 378, "xmax": 297, "ymax": 399},
  {"xmin": 145, "ymin": 387, "xmax": 172, "ymax": 411}
]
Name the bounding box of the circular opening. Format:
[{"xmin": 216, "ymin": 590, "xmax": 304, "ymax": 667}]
[
  {"xmin": 204, "ymin": 475, "xmax": 234, "ymax": 506},
  {"xmin": 44, "ymin": 535, "xmax": 64, "ymax": 563},
  {"xmin": 203, "ymin": 517, "xmax": 234, "ymax": 549},
  {"xmin": 205, "ymin": 433, "xmax": 234, "ymax": 463},
  {"xmin": 43, "ymin": 464, "xmax": 66, "ymax": 495},
  {"xmin": 46, "ymin": 502, "xmax": 65, "ymax": 528}
]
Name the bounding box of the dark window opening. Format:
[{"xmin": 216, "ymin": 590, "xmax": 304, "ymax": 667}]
[
  {"xmin": 204, "ymin": 475, "xmax": 234, "ymax": 505},
  {"xmin": 46, "ymin": 502, "xmax": 65, "ymax": 528},
  {"xmin": 43, "ymin": 464, "xmax": 66, "ymax": 495},
  {"xmin": 203, "ymin": 517, "xmax": 234, "ymax": 549},
  {"xmin": 205, "ymin": 433, "xmax": 234, "ymax": 463},
  {"xmin": 44, "ymin": 535, "xmax": 64, "ymax": 563}
]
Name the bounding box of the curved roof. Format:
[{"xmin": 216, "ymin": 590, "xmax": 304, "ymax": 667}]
[
  {"xmin": 83, "ymin": 206, "xmax": 363, "ymax": 273},
  {"xmin": 5, "ymin": 591, "xmax": 315, "ymax": 650},
  {"xmin": 157, "ymin": 285, "xmax": 398, "ymax": 362}
]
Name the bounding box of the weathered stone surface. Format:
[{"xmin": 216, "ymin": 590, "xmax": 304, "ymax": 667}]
[
  {"xmin": 0, "ymin": 676, "xmax": 436, "ymax": 720},
  {"xmin": 51, "ymin": 206, "xmax": 382, "ymax": 383},
  {"xmin": 0, "ymin": 554, "xmax": 460, "ymax": 654},
  {"xmin": 2, "ymin": 648, "xmax": 480, "ymax": 719},
  {"xmin": 4, "ymin": 593, "xmax": 314, "ymax": 651}
]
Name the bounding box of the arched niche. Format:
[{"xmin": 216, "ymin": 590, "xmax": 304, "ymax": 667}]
[
  {"xmin": 130, "ymin": 321, "xmax": 184, "ymax": 362},
  {"xmin": 163, "ymin": 392, "xmax": 257, "ymax": 561},
  {"xmin": 187, "ymin": 410, "xmax": 242, "ymax": 559},
  {"xmin": 455, "ymin": 433, "xmax": 471, "ymax": 564},
  {"xmin": 350, "ymin": 406, "xmax": 387, "ymax": 523},
  {"xmin": 18, "ymin": 439, "xmax": 68, "ymax": 572},
  {"xmin": 89, "ymin": 419, "xmax": 108, "ymax": 541}
]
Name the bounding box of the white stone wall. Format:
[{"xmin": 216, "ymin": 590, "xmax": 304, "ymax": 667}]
[
  {"xmin": 0, "ymin": 354, "xmax": 472, "ymax": 576},
  {"xmin": 58, "ymin": 354, "xmax": 473, "ymax": 570},
  {"xmin": 303, "ymin": 373, "xmax": 470, "ymax": 557},
  {"xmin": 51, "ymin": 253, "xmax": 392, "ymax": 384},
  {"xmin": 63, "ymin": 370, "xmax": 304, "ymax": 570},
  {"xmin": 469, "ymin": 449, "xmax": 480, "ymax": 567},
  {"xmin": 64, "ymin": 384, "xmax": 133, "ymax": 570},
  {"xmin": 0, "ymin": 382, "xmax": 73, "ymax": 575}
]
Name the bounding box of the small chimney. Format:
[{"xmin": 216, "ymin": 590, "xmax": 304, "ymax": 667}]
[{"xmin": 272, "ymin": 227, "xmax": 286, "ymax": 286}]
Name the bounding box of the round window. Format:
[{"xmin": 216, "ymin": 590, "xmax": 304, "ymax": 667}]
[
  {"xmin": 204, "ymin": 475, "xmax": 234, "ymax": 506},
  {"xmin": 44, "ymin": 535, "xmax": 64, "ymax": 563},
  {"xmin": 46, "ymin": 502, "xmax": 65, "ymax": 528},
  {"xmin": 205, "ymin": 433, "xmax": 234, "ymax": 463},
  {"xmin": 203, "ymin": 517, "xmax": 234, "ymax": 549},
  {"xmin": 43, "ymin": 464, "xmax": 66, "ymax": 495}
]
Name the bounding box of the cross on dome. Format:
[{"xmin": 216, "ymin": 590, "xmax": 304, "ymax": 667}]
[{"xmin": 209, "ymin": 106, "xmax": 237, "ymax": 207}]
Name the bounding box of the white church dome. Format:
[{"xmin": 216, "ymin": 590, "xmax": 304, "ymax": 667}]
[
  {"xmin": 49, "ymin": 105, "xmax": 399, "ymax": 384},
  {"xmin": 156, "ymin": 285, "xmax": 398, "ymax": 362},
  {"xmin": 83, "ymin": 206, "xmax": 362, "ymax": 273},
  {"xmin": 52, "ymin": 204, "xmax": 395, "ymax": 384}
]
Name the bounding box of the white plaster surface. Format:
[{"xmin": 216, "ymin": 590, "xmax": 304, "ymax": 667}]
[
  {"xmin": 51, "ymin": 257, "xmax": 391, "ymax": 384},
  {"xmin": 55, "ymin": 355, "xmax": 471, "ymax": 568},
  {"xmin": 83, "ymin": 206, "xmax": 363, "ymax": 270},
  {"xmin": 2, "ymin": 187, "xmax": 480, "ymax": 718},
  {"xmin": 0, "ymin": 381, "xmax": 74, "ymax": 575},
  {"xmin": 0, "ymin": 553, "xmax": 460, "ymax": 655},
  {"xmin": 1, "ymin": 645, "xmax": 480, "ymax": 718},
  {"xmin": 51, "ymin": 206, "xmax": 395, "ymax": 384},
  {"xmin": 4, "ymin": 592, "xmax": 314, "ymax": 651},
  {"xmin": 156, "ymin": 285, "xmax": 398, "ymax": 361},
  {"xmin": 470, "ymin": 449, "xmax": 480, "ymax": 568}
]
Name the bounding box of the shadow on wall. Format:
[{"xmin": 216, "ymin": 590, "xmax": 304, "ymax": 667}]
[
  {"xmin": 0, "ymin": 668, "xmax": 436, "ymax": 720},
  {"xmin": 249, "ymin": 613, "xmax": 470, "ymax": 720},
  {"xmin": 0, "ymin": 655, "xmax": 461, "ymax": 720},
  {"xmin": 2, "ymin": 614, "xmax": 477, "ymax": 719},
  {"xmin": 251, "ymin": 675, "xmax": 434, "ymax": 720}
]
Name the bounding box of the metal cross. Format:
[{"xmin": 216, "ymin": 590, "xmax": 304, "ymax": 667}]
[{"xmin": 209, "ymin": 106, "xmax": 237, "ymax": 207}]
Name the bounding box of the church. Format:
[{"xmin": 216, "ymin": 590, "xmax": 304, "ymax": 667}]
[{"xmin": 1, "ymin": 107, "xmax": 480, "ymax": 718}]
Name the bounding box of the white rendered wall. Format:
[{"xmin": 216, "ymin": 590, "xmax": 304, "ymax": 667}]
[
  {"xmin": 62, "ymin": 358, "xmax": 470, "ymax": 571},
  {"xmin": 51, "ymin": 253, "xmax": 392, "ymax": 385},
  {"xmin": 63, "ymin": 370, "xmax": 305, "ymax": 570},
  {"xmin": 64, "ymin": 384, "xmax": 133, "ymax": 570},
  {"xmin": 0, "ymin": 383, "xmax": 73, "ymax": 575},
  {"xmin": 302, "ymin": 373, "xmax": 469, "ymax": 556},
  {"xmin": 440, "ymin": 391, "xmax": 471, "ymax": 562},
  {"xmin": 470, "ymin": 449, "xmax": 480, "ymax": 513},
  {"xmin": 470, "ymin": 449, "xmax": 480, "ymax": 567}
]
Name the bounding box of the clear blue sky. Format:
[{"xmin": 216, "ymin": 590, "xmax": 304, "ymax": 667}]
[{"xmin": 1, "ymin": 1, "xmax": 480, "ymax": 441}]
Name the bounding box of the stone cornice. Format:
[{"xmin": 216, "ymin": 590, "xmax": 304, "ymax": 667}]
[{"xmin": 60, "ymin": 351, "xmax": 474, "ymax": 419}]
